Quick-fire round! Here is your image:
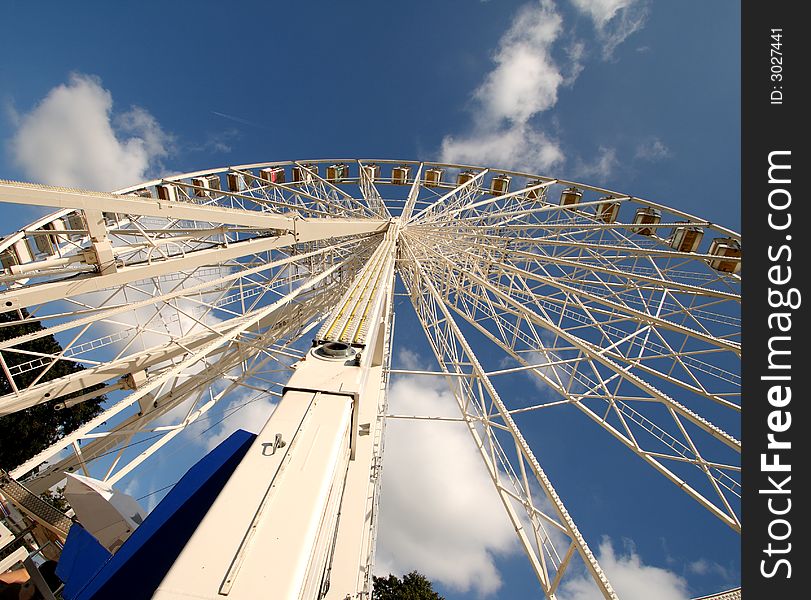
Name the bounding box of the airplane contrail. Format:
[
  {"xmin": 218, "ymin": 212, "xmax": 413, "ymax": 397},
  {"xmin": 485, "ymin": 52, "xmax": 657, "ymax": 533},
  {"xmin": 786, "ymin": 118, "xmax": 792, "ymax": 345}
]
[{"xmin": 211, "ymin": 111, "xmax": 271, "ymax": 130}]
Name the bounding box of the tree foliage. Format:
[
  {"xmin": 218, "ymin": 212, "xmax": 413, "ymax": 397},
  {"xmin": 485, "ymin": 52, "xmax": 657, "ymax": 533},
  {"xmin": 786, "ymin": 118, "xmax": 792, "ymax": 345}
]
[
  {"xmin": 0, "ymin": 308, "xmax": 105, "ymax": 472},
  {"xmin": 372, "ymin": 571, "xmax": 444, "ymax": 600}
]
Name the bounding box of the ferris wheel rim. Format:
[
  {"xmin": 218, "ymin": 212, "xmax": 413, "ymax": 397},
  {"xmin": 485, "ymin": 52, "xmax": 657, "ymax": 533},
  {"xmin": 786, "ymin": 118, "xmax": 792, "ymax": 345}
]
[{"xmin": 1, "ymin": 159, "xmax": 740, "ymax": 255}]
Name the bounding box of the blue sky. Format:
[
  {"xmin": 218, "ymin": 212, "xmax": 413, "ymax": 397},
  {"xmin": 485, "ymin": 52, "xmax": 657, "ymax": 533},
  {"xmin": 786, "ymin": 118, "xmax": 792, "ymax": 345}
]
[{"xmin": 1, "ymin": 1, "xmax": 740, "ymax": 598}]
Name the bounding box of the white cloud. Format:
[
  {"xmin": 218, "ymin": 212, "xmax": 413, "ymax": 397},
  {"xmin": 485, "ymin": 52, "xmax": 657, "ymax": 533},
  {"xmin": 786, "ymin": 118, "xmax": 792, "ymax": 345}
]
[
  {"xmin": 440, "ymin": 1, "xmax": 571, "ymax": 173},
  {"xmin": 375, "ymin": 374, "xmax": 518, "ymax": 596},
  {"xmin": 573, "ymin": 145, "xmax": 619, "ymax": 182},
  {"xmin": 9, "ymin": 73, "xmax": 172, "ymax": 191},
  {"xmin": 687, "ymin": 558, "xmax": 732, "ymax": 582},
  {"xmin": 569, "ymin": 0, "xmax": 649, "ymax": 59},
  {"xmin": 203, "ymin": 392, "xmax": 277, "ymax": 452},
  {"xmin": 396, "ymin": 347, "xmax": 423, "ymax": 370},
  {"xmin": 474, "ymin": 2, "xmax": 564, "ymax": 124},
  {"xmin": 560, "ymin": 537, "xmax": 690, "ymax": 600},
  {"xmin": 634, "ymin": 137, "xmax": 671, "ymax": 161},
  {"xmin": 439, "ymin": 1, "xmax": 653, "ymax": 174},
  {"xmin": 441, "ymin": 123, "xmax": 564, "ymax": 173}
]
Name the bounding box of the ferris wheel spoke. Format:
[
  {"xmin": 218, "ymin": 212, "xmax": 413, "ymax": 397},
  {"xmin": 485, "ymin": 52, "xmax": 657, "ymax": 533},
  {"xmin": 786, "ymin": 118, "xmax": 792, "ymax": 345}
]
[
  {"xmin": 0, "ymin": 179, "xmax": 303, "ymax": 230},
  {"xmin": 446, "ymin": 179, "xmax": 558, "ymax": 222},
  {"xmin": 356, "ymin": 160, "xmax": 391, "ymax": 219},
  {"xmin": 402, "ymin": 221, "xmax": 740, "ymax": 530},
  {"xmin": 227, "ymin": 168, "xmax": 329, "ymax": 217},
  {"xmin": 486, "ymin": 280, "xmax": 741, "ymax": 405},
  {"xmin": 0, "ymin": 236, "xmax": 371, "ymax": 389},
  {"xmin": 8, "ymin": 264, "xmax": 347, "ymax": 483},
  {"xmin": 409, "ymin": 168, "xmax": 488, "ymax": 223},
  {"xmin": 404, "ymin": 232, "xmax": 740, "ymax": 379},
  {"xmin": 399, "ymin": 241, "xmax": 618, "ymax": 600},
  {"xmin": 399, "ymin": 163, "xmax": 424, "ymax": 221},
  {"xmin": 411, "ymin": 226, "xmax": 739, "ymax": 302},
  {"xmin": 434, "ymin": 277, "xmax": 742, "ymax": 529},
  {"xmin": 15, "ymin": 332, "xmax": 303, "ymax": 493},
  {"xmin": 412, "ymin": 226, "xmax": 740, "ymax": 377},
  {"xmin": 422, "ymin": 253, "xmax": 739, "ymax": 443},
  {"xmin": 226, "ymin": 164, "xmax": 369, "ymax": 219},
  {"xmin": 289, "ymin": 160, "xmax": 375, "ymax": 218},
  {"xmin": 0, "ymin": 247, "xmax": 359, "ymax": 416},
  {"xmin": 422, "ymin": 260, "xmax": 742, "ymax": 528}
]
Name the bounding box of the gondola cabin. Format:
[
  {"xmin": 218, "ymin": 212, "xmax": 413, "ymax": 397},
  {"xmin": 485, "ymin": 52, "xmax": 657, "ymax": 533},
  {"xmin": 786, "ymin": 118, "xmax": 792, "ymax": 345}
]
[
  {"xmin": 326, "ymin": 163, "xmax": 349, "ymax": 183},
  {"xmin": 259, "ymin": 167, "xmax": 285, "ymax": 185},
  {"xmin": 670, "ymin": 224, "xmax": 704, "ymax": 253},
  {"xmin": 490, "ymin": 175, "xmax": 511, "ymax": 196},
  {"xmin": 560, "ymin": 187, "xmax": 582, "ymax": 207},
  {"xmin": 156, "ymin": 183, "xmax": 178, "ymax": 202},
  {"xmin": 708, "ymin": 237, "xmax": 741, "ymax": 273},
  {"xmin": 524, "ymin": 179, "xmax": 547, "ymax": 201},
  {"xmin": 631, "ymin": 207, "xmax": 662, "ymax": 236},
  {"xmin": 424, "ymin": 168, "xmax": 444, "ymax": 187},
  {"xmin": 391, "ymin": 165, "xmax": 411, "ymax": 185},
  {"xmin": 362, "ymin": 163, "xmax": 380, "ymax": 182},
  {"xmin": 596, "ymin": 198, "xmax": 621, "ymax": 223},
  {"xmin": 456, "ymin": 170, "xmax": 477, "ymax": 187},
  {"xmin": 292, "ymin": 164, "xmax": 318, "ymax": 183}
]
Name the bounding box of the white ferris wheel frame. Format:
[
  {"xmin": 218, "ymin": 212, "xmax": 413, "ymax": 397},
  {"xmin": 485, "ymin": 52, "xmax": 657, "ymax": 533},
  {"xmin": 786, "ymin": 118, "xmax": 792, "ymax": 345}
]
[{"xmin": 0, "ymin": 158, "xmax": 740, "ymax": 599}]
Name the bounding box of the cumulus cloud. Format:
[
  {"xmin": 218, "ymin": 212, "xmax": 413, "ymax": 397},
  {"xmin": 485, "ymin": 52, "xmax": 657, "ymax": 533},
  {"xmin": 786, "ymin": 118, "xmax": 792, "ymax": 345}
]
[
  {"xmin": 375, "ymin": 370, "xmax": 518, "ymax": 595},
  {"xmin": 569, "ymin": 0, "xmax": 649, "ymax": 59},
  {"xmin": 475, "ymin": 3, "xmax": 565, "ymax": 124},
  {"xmin": 440, "ymin": 1, "xmax": 653, "ymax": 174},
  {"xmin": 560, "ymin": 537, "xmax": 690, "ymax": 600},
  {"xmin": 9, "ymin": 73, "xmax": 172, "ymax": 190},
  {"xmin": 440, "ymin": 0, "xmax": 570, "ymax": 173},
  {"xmin": 441, "ymin": 124, "xmax": 564, "ymax": 173}
]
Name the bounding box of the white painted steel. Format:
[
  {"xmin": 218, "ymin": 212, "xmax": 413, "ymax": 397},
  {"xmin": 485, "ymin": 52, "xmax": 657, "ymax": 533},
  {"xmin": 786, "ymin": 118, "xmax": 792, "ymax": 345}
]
[{"xmin": 0, "ymin": 160, "xmax": 740, "ymax": 599}]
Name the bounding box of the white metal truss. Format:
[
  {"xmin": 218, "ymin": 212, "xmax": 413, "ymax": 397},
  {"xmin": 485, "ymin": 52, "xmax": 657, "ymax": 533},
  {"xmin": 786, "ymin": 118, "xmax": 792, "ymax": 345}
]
[{"xmin": 0, "ymin": 159, "xmax": 740, "ymax": 599}]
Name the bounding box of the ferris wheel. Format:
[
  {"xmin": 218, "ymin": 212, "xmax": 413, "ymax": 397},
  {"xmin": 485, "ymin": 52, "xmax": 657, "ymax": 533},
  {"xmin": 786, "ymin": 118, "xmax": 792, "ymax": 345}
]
[{"xmin": 0, "ymin": 159, "xmax": 740, "ymax": 599}]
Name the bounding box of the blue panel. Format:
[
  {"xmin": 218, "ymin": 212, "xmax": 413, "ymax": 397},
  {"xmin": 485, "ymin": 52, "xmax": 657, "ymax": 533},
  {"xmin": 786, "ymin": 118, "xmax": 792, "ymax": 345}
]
[
  {"xmin": 55, "ymin": 524, "xmax": 111, "ymax": 600},
  {"xmin": 56, "ymin": 429, "xmax": 256, "ymax": 600}
]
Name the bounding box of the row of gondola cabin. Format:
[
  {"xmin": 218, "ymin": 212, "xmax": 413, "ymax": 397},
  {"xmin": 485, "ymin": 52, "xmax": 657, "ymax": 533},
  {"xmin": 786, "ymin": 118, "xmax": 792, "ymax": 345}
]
[{"xmin": 326, "ymin": 163, "xmax": 349, "ymax": 183}]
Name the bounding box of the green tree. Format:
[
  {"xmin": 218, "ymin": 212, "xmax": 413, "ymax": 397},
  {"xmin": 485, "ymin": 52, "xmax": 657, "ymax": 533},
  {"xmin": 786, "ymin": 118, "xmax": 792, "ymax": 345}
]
[
  {"xmin": 0, "ymin": 308, "xmax": 105, "ymax": 472},
  {"xmin": 372, "ymin": 571, "xmax": 444, "ymax": 600}
]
